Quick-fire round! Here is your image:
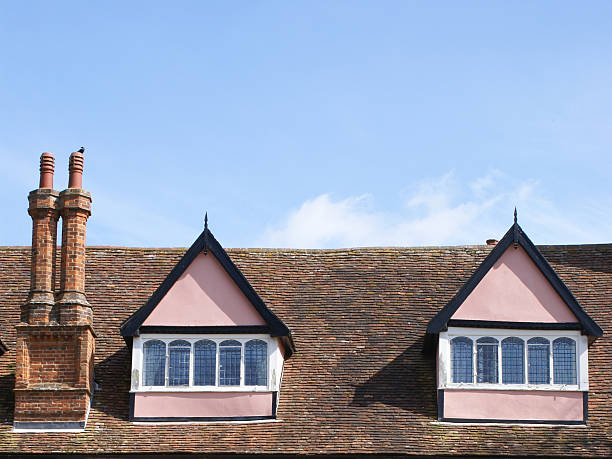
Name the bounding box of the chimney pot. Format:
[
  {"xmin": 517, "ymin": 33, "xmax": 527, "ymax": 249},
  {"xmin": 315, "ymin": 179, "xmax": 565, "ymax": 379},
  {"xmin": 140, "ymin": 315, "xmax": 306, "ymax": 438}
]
[
  {"xmin": 68, "ymin": 151, "xmax": 84, "ymax": 188},
  {"xmin": 486, "ymin": 239, "xmax": 498, "ymax": 246},
  {"xmin": 39, "ymin": 152, "xmax": 55, "ymax": 189}
]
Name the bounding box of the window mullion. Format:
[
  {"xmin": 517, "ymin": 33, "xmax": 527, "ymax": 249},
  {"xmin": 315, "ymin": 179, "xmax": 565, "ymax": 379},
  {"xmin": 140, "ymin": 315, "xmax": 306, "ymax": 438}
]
[
  {"xmin": 189, "ymin": 340, "xmax": 194, "ymax": 387},
  {"xmin": 549, "ymin": 336, "xmax": 555, "ymax": 384},
  {"xmin": 165, "ymin": 340, "xmax": 169, "ymax": 387},
  {"xmin": 498, "ymin": 338, "xmax": 503, "ymax": 384},
  {"xmin": 240, "ymin": 340, "xmax": 245, "ymax": 387},
  {"xmin": 524, "ymin": 336, "xmax": 529, "ymax": 384},
  {"xmin": 472, "ymin": 338, "xmax": 477, "ymax": 383},
  {"xmin": 215, "ymin": 340, "xmax": 221, "ymax": 387}
]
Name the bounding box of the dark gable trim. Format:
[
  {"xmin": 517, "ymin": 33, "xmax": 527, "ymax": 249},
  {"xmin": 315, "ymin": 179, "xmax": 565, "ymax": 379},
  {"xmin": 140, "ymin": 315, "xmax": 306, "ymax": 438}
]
[
  {"xmin": 120, "ymin": 228, "xmax": 294, "ymax": 357},
  {"xmin": 447, "ymin": 320, "xmax": 583, "ymax": 331},
  {"xmin": 427, "ymin": 222, "xmax": 603, "ymax": 337}
]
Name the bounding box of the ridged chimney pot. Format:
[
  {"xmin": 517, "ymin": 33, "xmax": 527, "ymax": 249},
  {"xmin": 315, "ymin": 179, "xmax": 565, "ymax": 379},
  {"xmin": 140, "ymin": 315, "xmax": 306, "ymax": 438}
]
[
  {"xmin": 68, "ymin": 151, "xmax": 84, "ymax": 189},
  {"xmin": 39, "ymin": 152, "xmax": 55, "ymax": 189}
]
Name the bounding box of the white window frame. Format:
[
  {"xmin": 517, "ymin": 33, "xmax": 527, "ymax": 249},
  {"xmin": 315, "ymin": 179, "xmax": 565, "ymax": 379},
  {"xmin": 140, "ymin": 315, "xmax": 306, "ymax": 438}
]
[
  {"xmin": 130, "ymin": 334, "xmax": 284, "ymax": 393},
  {"xmin": 438, "ymin": 327, "xmax": 588, "ymax": 391}
]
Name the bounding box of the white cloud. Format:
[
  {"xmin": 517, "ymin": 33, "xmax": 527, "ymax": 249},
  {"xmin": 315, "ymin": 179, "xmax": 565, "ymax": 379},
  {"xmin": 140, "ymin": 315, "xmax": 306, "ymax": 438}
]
[
  {"xmin": 259, "ymin": 170, "xmax": 607, "ymax": 248},
  {"xmin": 261, "ymin": 194, "xmax": 383, "ymax": 248}
]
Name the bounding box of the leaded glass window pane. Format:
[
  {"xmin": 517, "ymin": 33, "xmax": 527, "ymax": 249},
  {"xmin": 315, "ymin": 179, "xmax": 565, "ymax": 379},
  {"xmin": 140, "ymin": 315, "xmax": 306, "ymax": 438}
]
[
  {"xmin": 476, "ymin": 337, "xmax": 498, "ymax": 383},
  {"xmin": 451, "ymin": 337, "xmax": 473, "ymax": 383},
  {"xmin": 553, "ymin": 338, "xmax": 577, "ymax": 385},
  {"xmin": 528, "ymin": 337, "xmax": 550, "ymax": 384},
  {"xmin": 219, "ymin": 340, "xmax": 241, "ymax": 386},
  {"xmin": 168, "ymin": 340, "xmax": 190, "ymax": 386},
  {"xmin": 502, "ymin": 337, "xmax": 525, "ymax": 384},
  {"xmin": 194, "ymin": 340, "xmax": 216, "ymax": 386},
  {"xmin": 245, "ymin": 340, "xmax": 267, "ymax": 386},
  {"xmin": 143, "ymin": 340, "xmax": 166, "ymax": 386}
]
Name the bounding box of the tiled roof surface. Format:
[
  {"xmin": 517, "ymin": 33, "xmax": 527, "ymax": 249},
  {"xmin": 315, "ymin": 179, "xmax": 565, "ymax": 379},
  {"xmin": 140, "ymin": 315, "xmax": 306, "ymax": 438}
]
[{"xmin": 0, "ymin": 244, "xmax": 610, "ymax": 456}]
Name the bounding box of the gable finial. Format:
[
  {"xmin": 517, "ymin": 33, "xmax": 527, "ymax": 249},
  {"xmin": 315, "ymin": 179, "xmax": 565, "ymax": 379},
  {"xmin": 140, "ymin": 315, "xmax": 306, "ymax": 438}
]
[
  {"xmin": 513, "ymin": 207, "xmax": 519, "ymax": 249},
  {"xmin": 203, "ymin": 212, "xmax": 209, "ymax": 255}
]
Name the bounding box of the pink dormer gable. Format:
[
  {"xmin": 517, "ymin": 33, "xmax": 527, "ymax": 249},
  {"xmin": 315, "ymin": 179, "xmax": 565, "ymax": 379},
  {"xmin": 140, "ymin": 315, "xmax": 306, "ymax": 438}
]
[
  {"xmin": 450, "ymin": 245, "xmax": 578, "ymax": 324},
  {"xmin": 142, "ymin": 252, "xmax": 266, "ymax": 327}
]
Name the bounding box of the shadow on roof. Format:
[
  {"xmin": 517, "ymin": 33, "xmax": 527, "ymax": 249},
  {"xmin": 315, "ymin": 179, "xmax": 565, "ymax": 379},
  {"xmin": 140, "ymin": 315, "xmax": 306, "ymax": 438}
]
[
  {"xmin": 92, "ymin": 346, "xmax": 131, "ymax": 421},
  {"xmin": 350, "ymin": 336, "xmax": 436, "ymax": 418},
  {"xmin": 0, "ymin": 372, "xmax": 15, "ymax": 425}
]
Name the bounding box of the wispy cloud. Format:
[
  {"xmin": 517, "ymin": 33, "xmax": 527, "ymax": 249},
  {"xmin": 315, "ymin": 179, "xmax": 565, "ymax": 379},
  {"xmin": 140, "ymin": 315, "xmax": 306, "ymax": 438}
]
[
  {"xmin": 260, "ymin": 170, "xmax": 609, "ymax": 248},
  {"xmin": 87, "ymin": 191, "xmax": 200, "ymax": 247}
]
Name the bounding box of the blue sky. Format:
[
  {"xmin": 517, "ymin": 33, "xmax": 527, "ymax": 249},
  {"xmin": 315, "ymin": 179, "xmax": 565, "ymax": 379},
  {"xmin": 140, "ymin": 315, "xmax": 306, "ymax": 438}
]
[{"xmin": 1, "ymin": 1, "xmax": 611, "ymax": 248}]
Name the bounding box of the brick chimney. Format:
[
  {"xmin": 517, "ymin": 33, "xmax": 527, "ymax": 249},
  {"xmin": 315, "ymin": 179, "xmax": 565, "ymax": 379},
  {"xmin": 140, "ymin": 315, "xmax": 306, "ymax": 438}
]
[
  {"xmin": 57, "ymin": 150, "xmax": 92, "ymax": 324},
  {"xmin": 20, "ymin": 153, "xmax": 60, "ymax": 324},
  {"xmin": 15, "ymin": 150, "xmax": 95, "ymax": 430}
]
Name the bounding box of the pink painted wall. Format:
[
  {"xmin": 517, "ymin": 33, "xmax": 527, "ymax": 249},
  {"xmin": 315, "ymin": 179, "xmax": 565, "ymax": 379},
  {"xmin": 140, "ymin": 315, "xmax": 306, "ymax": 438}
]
[
  {"xmin": 143, "ymin": 252, "xmax": 266, "ymax": 326},
  {"xmin": 443, "ymin": 390, "xmax": 584, "ymax": 421},
  {"xmin": 133, "ymin": 392, "xmax": 274, "ymax": 418},
  {"xmin": 452, "ymin": 246, "xmax": 578, "ymax": 323}
]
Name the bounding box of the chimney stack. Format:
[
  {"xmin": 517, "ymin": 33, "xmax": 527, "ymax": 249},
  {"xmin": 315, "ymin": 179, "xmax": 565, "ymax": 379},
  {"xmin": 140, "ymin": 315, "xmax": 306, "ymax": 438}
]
[
  {"xmin": 21, "ymin": 153, "xmax": 60, "ymax": 324},
  {"xmin": 15, "ymin": 150, "xmax": 95, "ymax": 431},
  {"xmin": 57, "ymin": 149, "xmax": 92, "ymax": 324}
]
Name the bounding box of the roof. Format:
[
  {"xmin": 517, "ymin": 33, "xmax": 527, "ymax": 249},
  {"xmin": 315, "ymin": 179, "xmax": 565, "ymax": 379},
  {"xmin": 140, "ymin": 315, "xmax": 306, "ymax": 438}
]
[{"xmin": 0, "ymin": 244, "xmax": 611, "ymax": 456}]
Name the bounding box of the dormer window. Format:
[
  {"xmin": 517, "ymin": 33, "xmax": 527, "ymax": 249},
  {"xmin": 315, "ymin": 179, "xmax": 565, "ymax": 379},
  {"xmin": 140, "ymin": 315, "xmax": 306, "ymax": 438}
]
[
  {"xmin": 194, "ymin": 339, "xmax": 216, "ymax": 385},
  {"xmin": 219, "ymin": 340, "xmax": 242, "ymax": 386},
  {"xmin": 476, "ymin": 337, "xmax": 498, "ymax": 383},
  {"xmin": 143, "ymin": 340, "xmax": 165, "ymax": 386},
  {"xmin": 527, "ymin": 337, "xmax": 550, "ymax": 384},
  {"xmin": 428, "ymin": 217, "xmax": 602, "ymax": 424},
  {"xmin": 501, "ymin": 337, "xmax": 524, "ymax": 384},
  {"xmin": 121, "ymin": 223, "xmax": 294, "ymax": 422},
  {"xmin": 137, "ymin": 336, "xmax": 274, "ymax": 391},
  {"xmin": 553, "ymin": 337, "xmax": 577, "ymax": 385},
  {"xmin": 444, "ymin": 329, "xmax": 584, "ymax": 389}
]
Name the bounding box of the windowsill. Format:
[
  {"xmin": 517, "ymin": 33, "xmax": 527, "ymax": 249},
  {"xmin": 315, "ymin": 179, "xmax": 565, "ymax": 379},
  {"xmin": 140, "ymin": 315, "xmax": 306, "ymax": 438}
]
[
  {"xmin": 132, "ymin": 386, "xmax": 273, "ymax": 393},
  {"xmin": 440, "ymin": 384, "xmax": 584, "ymax": 391}
]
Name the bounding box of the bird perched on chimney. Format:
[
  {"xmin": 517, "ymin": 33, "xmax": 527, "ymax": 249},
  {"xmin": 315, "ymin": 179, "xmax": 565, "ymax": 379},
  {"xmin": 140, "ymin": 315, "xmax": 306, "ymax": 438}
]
[{"xmin": 78, "ymin": 147, "xmax": 85, "ymax": 153}]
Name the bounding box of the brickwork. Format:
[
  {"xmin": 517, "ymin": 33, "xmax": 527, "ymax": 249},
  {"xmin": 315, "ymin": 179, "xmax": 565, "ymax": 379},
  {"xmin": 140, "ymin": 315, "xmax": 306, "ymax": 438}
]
[
  {"xmin": 57, "ymin": 188, "xmax": 92, "ymax": 325},
  {"xmin": 14, "ymin": 151, "xmax": 95, "ymax": 426},
  {"xmin": 14, "ymin": 389, "xmax": 90, "ymax": 422},
  {"xmin": 22, "ymin": 188, "xmax": 59, "ymax": 324}
]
